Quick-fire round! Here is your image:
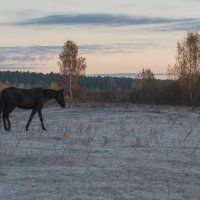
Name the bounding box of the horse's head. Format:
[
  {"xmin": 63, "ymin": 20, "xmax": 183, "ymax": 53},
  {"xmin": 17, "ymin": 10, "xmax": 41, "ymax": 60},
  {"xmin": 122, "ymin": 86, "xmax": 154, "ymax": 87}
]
[{"xmin": 56, "ymin": 89, "xmax": 65, "ymax": 108}]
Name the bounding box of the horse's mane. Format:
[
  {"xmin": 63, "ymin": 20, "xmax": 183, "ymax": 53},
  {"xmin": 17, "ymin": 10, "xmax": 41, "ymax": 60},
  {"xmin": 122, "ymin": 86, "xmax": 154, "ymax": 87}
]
[{"xmin": 44, "ymin": 89, "xmax": 57, "ymax": 100}]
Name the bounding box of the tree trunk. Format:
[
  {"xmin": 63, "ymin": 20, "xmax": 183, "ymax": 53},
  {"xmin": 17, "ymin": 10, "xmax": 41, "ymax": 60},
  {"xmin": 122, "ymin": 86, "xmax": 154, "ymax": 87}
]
[
  {"xmin": 69, "ymin": 75, "xmax": 73, "ymax": 99},
  {"xmin": 189, "ymin": 80, "xmax": 193, "ymax": 106}
]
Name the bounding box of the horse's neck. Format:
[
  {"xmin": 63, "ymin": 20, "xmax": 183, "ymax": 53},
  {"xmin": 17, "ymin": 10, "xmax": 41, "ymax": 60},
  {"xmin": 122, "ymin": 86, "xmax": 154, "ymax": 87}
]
[{"xmin": 44, "ymin": 89, "xmax": 56, "ymax": 102}]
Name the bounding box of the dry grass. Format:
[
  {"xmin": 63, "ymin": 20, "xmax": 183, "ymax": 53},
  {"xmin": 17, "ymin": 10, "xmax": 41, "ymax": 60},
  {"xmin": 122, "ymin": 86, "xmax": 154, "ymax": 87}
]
[{"xmin": 0, "ymin": 105, "xmax": 200, "ymax": 199}]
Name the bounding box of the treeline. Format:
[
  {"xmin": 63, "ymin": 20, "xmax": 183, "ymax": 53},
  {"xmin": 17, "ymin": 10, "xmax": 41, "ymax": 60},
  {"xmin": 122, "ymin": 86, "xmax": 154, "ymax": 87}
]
[
  {"xmin": 0, "ymin": 71, "xmax": 60, "ymax": 88},
  {"xmin": 80, "ymin": 76, "xmax": 134, "ymax": 90},
  {"xmin": 0, "ymin": 70, "xmax": 135, "ymax": 91},
  {"xmin": 129, "ymin": 79, "xmax": 182, "ymax": 105},
  {"xmin": 0, "ymin": 70, "xmax": 181, "ymax": 105}
]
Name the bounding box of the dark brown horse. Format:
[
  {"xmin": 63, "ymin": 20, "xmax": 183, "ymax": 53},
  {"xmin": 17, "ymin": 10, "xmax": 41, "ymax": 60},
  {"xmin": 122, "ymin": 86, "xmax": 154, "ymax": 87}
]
[{"xmin": 0, "ymin": 87, "xmax": 65, "ymax": 131}]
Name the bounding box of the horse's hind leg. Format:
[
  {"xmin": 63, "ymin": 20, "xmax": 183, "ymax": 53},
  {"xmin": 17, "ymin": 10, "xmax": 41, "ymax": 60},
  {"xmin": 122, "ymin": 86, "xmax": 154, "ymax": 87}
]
[
  {"xmin": 2, "ymin": 113, "xmax": 8, "ymax": 131},
  {"xmin": 2, "ymin": 105, "xmax": 9, "ymax": 131},
  {"xmin": 6, "ymin": 116, "xmax": 11, "ymax": 131},
  {"xmin": 4, "ymin": 106, "xmax": 16, "ymax": 131},
  {"xmin": 38, "ymin": 109, "xmax": 46, "ymax": 131},
  {"xmin": 26, "ymin": 109, "xmax": 37, "ymax": 131}
]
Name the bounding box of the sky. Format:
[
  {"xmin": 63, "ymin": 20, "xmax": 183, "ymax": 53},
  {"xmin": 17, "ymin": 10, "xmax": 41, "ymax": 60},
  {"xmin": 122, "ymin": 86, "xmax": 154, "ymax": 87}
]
[{"xmin": 0, "ymin": 0, "xmax": 200, "ymax": 74}]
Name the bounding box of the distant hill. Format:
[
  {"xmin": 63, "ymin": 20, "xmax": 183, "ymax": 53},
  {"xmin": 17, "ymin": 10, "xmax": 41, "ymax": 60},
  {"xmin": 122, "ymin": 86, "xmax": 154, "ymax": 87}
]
[{"xmin": 88, "ymin": 73, "xmax": 168, "ymax": 79}]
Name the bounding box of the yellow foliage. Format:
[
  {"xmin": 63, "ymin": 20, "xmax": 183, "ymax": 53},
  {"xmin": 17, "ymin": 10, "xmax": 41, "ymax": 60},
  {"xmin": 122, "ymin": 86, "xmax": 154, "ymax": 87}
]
[{"xmin": 50, "ymin": 82, "xmax": 60, "ymax": 90}]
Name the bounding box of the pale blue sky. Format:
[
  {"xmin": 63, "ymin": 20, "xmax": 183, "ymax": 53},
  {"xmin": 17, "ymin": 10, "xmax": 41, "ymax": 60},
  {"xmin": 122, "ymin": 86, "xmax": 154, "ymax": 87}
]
[{"xmin": 0, "ymin": 0, "xmax": 200, "ymax": 74}]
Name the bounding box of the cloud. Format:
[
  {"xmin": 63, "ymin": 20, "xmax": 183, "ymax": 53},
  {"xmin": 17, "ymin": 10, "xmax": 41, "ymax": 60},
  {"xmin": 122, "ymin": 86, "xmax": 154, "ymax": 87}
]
[
  {"xmin": 0, "ymin": 42, "xmax": 160, "ymax": 70},
  {"xmin": 0, "ymin": 63, "xmax": 39, "ymax": 71},
  {"xmin": 0, "ymin": 42, "xmax": 159, "ymax": 62},
  {"xmin": 8, "ymin": 13, "xmax": 195, "ymax": 27},
  {"xmin": 0, "ymin": 54, "xmax": 54, "ymax": 63},
  {"xmin": 0, "ymin": 46, "xmax": 61, "ymax": 56},
  {"xmin": 80, "ymin": 42, "xmax": 159, "ymax": 54},
  {"xmin": 157, "ymin": 19, "xmax": 200, "ymax": 31},
  {"xmin": 0, "ymin": 55, "xmax": 8, "ymax": 62},
  {"xmin": 0, "ymin": 42, "xmax": 160, "ymax": 71},
  {"xmin": 0, "ymin": 46, "xmax": 61, "ymax": 64}
]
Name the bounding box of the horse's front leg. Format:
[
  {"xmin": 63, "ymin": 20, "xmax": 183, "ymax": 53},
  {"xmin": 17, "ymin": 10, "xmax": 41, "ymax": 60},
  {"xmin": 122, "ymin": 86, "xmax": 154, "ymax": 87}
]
[
  {"xmin": 38, "ymin": 109, "xmax": 46, "ymax": 131},
  {"xmin": 2, "ymin": 113, "xmax": 8, "ymax": 131},
  {"xmin": 26, "ymin": 109, "xmax": 37, "ymax": 131}
]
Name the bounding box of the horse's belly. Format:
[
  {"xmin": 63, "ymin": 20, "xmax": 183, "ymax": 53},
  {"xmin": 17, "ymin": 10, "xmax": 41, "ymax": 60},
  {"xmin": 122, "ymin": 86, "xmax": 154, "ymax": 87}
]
[
  {"xmin": 17, "ymin": 105, "xmax": 33, "ymax": 109},
  {"xmin": 17, "ymin": 100, "xmax": 35, "ymax": 109}
]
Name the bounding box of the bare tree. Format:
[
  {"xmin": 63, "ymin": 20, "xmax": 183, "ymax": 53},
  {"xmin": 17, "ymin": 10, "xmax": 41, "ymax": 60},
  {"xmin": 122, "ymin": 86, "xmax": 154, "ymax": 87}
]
[
  {"xmin": 137, "ymin": 68, "xmax": 155, "ymax": 86},
  {"xmin": 138, "ymin": 68, "xmax": 155, "ymax": 79},
  {"xmin": 108, "ymin": 77, "xmax": 116, "ymax": 101},
  {"xmin": 58, "ymin": 40, "xmax": 87, "ymax": 99},
  {"xmin": 174, "ymin": 32, "xmax": 200, "ymax": 105},
  {"xmin": 133, "ymin": 68, "xmax": 157, "ymax": 104}
]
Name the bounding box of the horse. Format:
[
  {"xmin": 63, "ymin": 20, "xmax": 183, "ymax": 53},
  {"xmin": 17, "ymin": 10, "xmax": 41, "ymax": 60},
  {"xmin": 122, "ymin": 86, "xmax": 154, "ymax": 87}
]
[{"xmin": 0, "ymin": 87, "xmax": 65, "ymax": 131}]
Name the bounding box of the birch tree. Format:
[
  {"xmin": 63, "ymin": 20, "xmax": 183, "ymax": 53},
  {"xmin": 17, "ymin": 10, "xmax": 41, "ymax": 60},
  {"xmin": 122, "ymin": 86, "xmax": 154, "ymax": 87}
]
[
  {"xmin": 58, "ymin": 40, "xmax": 87, "ymax": 99},
  {"xmin": 174, "ymin": 32, "xmax": 200, "ymax": 105}
]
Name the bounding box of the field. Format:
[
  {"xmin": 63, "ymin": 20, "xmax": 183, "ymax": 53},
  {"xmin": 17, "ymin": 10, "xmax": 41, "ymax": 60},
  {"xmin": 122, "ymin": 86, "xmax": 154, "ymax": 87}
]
[{"xmin": 0, "ymin": 104, "xmax": 200, "ymax": 200}]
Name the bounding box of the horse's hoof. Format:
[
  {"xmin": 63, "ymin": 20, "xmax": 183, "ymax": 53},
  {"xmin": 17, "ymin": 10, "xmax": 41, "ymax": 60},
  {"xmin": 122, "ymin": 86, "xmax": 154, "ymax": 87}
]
[
  {"xmin": 42, "ymin": 128, "xmax": 47, "ymax": 131},
  {"xmin": 4, "ymin": 127, "xmax": 9, "ymax": 131}
]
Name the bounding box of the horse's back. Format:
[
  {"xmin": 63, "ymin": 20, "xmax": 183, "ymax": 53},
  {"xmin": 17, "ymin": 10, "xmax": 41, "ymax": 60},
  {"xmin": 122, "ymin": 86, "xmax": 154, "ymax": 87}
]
[
  {"xmin": 1, "ymin": 87, "xmax": 45, "ymax": 109},
  {"xmin": 1, "ymin": 87, "xmax": 19, "ymax": 100}
]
